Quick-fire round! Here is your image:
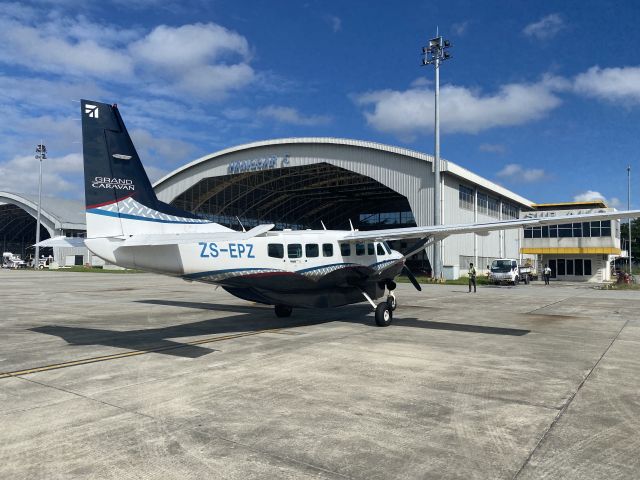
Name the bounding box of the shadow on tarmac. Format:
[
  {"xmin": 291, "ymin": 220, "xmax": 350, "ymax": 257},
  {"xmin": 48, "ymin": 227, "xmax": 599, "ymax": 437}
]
[{"xmin": 29, "ymin": 299, "xmax": 530, "ymax": 358}]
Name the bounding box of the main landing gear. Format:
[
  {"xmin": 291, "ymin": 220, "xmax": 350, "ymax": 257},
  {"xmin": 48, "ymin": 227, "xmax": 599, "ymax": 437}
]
[
  {"xmin": 274, "ymin": 304, "xmax": 292, "ymax": 318},
  {"xmin": 363, "ymin": 280, "xmax": 397, "ymax": 327}
]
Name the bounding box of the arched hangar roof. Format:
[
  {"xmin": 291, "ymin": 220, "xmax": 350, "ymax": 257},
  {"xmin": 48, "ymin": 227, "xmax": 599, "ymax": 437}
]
[
  {"xmin": 153, "ymin": 137, "xmax": 534, "ymax": 218},
  {"xmin": 0, "ymin": 191, "xmax": 85, "ymax": 234}
]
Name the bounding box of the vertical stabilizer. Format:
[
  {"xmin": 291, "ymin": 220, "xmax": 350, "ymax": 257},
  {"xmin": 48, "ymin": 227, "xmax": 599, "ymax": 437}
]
[{"xmin": 81, "ymin": 100, "xmax": 220, "ymax": 238}]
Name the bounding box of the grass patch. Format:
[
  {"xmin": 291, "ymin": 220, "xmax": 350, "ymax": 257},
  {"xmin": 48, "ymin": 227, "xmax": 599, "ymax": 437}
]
[{"xmin": 396, "ymin": 275, "xmax": 491, "ymax": 285}]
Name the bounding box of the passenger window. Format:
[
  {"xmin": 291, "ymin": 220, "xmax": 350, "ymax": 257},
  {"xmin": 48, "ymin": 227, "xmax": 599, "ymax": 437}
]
[
  {"xmin": 340, "ymin": 243, "xmax": 351, "ymax": 256},
  {"xmin": 305, "ymin": 244, "xmax": 319, "ymax": 258},
  {"xmin": 268, "ymin": 243, "xmax": 284, "ymax": 258},
  {"xmin": 323, "ymin": 243, "xmax": 333, "ymax": 257},
  {"xmin": 376, "ymin": 243, "xmax": 385, "ymax": 255},
  {"xmin": 356, "ymin": 243, "xmax": 365, "ymax": 255},
  {"xmin": 288, "ymin": 244, "xmax": 302, "ymax": 258},
  {"xmin": 367, "ymin": 243, "xmax": 375, "ymax": 255}
]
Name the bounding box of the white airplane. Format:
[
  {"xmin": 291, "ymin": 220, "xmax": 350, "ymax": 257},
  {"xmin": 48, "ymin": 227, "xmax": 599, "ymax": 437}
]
[{"xmin": 40, "ymin": 100, "xmax": 640, "ymax": 326}]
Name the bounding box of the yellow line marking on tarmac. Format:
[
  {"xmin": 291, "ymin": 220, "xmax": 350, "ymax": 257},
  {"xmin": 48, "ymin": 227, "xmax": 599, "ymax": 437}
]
[{"xmin": 0, "ymin": 329, "xmax": 281, "ymax": 379}]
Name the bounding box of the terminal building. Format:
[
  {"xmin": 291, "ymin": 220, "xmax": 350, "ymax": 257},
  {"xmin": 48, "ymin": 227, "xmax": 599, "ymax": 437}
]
[
  {"xmin": 521, "ymin": 201, "xmax": 621, "ymax": 282},
  {"xmin": 0, "ymin": 138, "xmax": 623, "ymax": 281}
]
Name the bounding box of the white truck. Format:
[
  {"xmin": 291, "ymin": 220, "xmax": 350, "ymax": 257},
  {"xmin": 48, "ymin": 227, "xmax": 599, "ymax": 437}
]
[{"xmin": 487, "ymin": 258, "xmax": 532, "ymax": 285}]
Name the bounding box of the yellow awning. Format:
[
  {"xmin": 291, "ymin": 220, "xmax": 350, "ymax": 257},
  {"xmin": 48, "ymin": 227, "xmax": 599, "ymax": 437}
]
[{"xmin": 520, "ymin": 247, "xmax": 621, "ymax": 255}]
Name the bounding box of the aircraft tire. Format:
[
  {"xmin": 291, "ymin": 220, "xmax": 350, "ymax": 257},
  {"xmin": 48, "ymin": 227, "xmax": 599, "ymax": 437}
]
[
  {"xmin": 375, "ymin": 302, "xmax": 393, "ymax": 327},
  {"xmin": 274, "ymin": 304, "xmax": 292, "ymax": 318},
  {"xmin": 387, "ymin": 295, "xmax": 397, "ymax": 311}
]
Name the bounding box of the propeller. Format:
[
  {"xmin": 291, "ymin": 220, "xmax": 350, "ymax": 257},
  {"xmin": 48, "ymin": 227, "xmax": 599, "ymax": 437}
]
[{"xmin": 402, "ymin": 265, "xmax": 422, "ymax": 291}]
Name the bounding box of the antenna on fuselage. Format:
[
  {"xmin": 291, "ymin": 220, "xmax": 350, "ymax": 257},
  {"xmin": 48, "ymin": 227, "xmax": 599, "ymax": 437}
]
[
  {"xmin": 348, "ymin": 219, "xmax": 354, "ymax": 231},
  {"xmin": 320, "ymin": 220, "xmax": 327, "ymax": 230},
  {"xmin": 236, "ymin": 216, "xmax": 246, "ymax": 232}
]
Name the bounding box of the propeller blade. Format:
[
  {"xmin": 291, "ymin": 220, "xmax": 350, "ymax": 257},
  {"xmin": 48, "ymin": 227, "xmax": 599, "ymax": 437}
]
[{"xmin": 403, "ymin": 265, "xmax": 422, "ymax": 291}]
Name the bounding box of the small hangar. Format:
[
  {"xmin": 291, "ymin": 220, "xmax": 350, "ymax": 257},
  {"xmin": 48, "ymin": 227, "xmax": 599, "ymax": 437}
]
[{"xmin": 0, "ymin": 191, "xmax": 86, "ymax": 266}]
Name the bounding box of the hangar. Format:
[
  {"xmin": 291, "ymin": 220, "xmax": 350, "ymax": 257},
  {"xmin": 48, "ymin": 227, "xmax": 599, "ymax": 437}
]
[
  {"xmin": 154, "ymin": 137, "xmax": 534, "ymax": 276},
  {"xmin": 0, "ymin": 191, "xmax": 87, "ymax": 266}
]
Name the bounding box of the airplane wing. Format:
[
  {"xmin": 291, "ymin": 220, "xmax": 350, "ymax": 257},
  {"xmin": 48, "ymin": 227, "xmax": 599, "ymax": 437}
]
[
  {"xmin": 118, "ymin": 223, "xmax": 275, "ymax": 247},
  {"xmin": 342, "ymin": 210, "xmax": 640, "ymax": 242},
  {"xmin": 35, "ymin": 236, "xmax": 87, "ymax": 248}
]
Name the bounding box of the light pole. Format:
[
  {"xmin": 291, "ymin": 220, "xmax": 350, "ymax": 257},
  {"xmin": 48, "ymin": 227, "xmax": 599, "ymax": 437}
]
[
  {"xmin": 422, "ymin": 34, "xmax": 452, "ymax": 279},
  {"xmin": 34, "ymin": 143, "xmax": 46, "ymax": 269},
  {"xmin": 628, "ymin": 165, "xmax": 632, "ymax": 274}
]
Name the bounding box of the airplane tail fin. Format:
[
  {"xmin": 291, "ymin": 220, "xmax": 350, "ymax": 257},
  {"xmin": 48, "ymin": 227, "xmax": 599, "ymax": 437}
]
[{"xmin": 81, "ymin": 100, "xmax": 215, "ymax": 238}]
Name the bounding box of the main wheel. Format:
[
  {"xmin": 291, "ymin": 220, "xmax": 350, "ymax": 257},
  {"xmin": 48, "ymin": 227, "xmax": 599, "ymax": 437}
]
[
  {"xmin": 375, "ymin": 302, "xmax": 393, "ymax": 327},
  {"xmin": 387, "ymin": 294, "xmax": 397, "ymax": 311},
  {"xmin": 274, "ymin": 304, "xmax": 292, "ymax": 318}
]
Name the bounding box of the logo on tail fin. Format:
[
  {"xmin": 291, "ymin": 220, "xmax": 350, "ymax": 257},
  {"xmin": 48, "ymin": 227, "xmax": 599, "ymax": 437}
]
[{"xmin": 85, "ymin": 104, "xmax": 99, "ymax": 118}]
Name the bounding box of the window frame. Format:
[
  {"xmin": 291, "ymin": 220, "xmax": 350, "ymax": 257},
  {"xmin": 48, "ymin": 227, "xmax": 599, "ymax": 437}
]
[{"xmin": 268, "ymin": 243, "xmax": 284, "ymax": 259}]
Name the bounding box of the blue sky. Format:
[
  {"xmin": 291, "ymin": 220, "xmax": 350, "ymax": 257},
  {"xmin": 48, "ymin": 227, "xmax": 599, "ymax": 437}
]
[{"xmin": 1, "ymin": 0, "xmax": 639, "ymax": 208}]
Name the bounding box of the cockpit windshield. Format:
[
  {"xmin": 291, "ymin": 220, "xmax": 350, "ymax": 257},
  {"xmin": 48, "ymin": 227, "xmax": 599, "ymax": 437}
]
[{"xmin": 491, "ymin": 260, "xmax": 515, "ymax": 273}]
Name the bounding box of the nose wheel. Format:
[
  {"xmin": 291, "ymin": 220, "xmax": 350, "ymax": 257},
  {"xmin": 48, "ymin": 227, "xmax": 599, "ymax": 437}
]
[{"xmin": 361, "ymin": 287, "xmax": 398, "ymax": 327}]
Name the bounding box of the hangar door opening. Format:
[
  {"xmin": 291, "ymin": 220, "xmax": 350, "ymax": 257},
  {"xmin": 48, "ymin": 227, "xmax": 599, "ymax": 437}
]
[
  {"xmin": 0, "ymin": 203, "xmax": 51, "ymax": 260},
  {"xmin": 170, "ymin": 163, "xmax": 430, "ymax": 273}
]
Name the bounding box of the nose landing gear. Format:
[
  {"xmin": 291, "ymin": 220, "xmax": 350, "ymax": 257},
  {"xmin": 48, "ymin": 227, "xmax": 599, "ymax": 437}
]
[{"xmin": 361, "ymin": 281, "xmax": 398, "ymax": 327}]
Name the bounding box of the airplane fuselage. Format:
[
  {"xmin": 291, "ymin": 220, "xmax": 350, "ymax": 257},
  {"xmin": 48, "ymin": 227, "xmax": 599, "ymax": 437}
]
[{"xmin": 86, "ymin": 230, "xmax": 405, "ymax": 308}]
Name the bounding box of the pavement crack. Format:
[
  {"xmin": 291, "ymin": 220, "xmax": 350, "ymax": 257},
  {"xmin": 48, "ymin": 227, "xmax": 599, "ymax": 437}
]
[
  {"xmin": 511, "ymin": 316, "xmax": 631, "ymax": 480},
  {"xmin": 13, "ymin": 376, "xmax": 157, "ymax": 420}
]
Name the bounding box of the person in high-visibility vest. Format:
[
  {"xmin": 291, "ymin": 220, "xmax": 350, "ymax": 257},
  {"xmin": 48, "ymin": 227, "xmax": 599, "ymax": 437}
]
[{"xmin": 469, "ymin": 263, "xmax": 477, "ymax": 293}]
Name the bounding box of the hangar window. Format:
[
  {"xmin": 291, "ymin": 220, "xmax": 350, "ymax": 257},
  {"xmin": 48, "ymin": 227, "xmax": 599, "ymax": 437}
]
[
  {"xmin": 306, "ymin": 244, "xmax": 319, "ymax": 257},
  {"xmin": 487, "ymin": 196, "xmax": 500, "ymax": 218},
  {"xmin": 340, "ymin": 243, "xmax": 351, "ymax": 256},
  {"xmin": 268, "ymin": 243, "xmax": 284, "ymax": 258},
  {"xmin": 323, "ymin": 243, "xmax": 333, "ymax": 257},
  {"xmin": 477, "ymin": 193, "xmax": 488, "ymax": 215},
  {"xmin": 367, "ymin": 243, "xmax": 375, "ymax": 255},
  {"xmin": 575, "ymin": 259, "xmax": 584, "ymax": 275},
  {"xmin": 288, "ymin": 244, "xmax": 303, "ymax": 258},
  {"xmin": 502, "ymin": 202, "xmax": 519, "ymax": 219},
  {"xmin": 459, "ymin": 185, "xmax": 474, "ymax": 210},
  {"xmin": 377, "ymin": 243, "xmax": 385, "ymax": 255},
  {"xmin": 601, "ymin": 220, "xmax": 611, "ymax": 236},
  {"xmin": 356, "ymin": 243, "xmax": 366, "ymax": 255}
]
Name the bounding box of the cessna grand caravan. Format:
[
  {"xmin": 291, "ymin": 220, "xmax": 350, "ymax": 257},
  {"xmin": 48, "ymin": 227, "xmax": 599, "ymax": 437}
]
[{"xmin": 40, "ymin": 100, "xmax": 640, "ymax": 326}]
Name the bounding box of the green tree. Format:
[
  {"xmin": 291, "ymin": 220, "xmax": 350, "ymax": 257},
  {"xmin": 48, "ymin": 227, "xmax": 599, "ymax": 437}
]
[{"xmin": 620, "ymin": 217, "xmax": 640, "ymax": 263}]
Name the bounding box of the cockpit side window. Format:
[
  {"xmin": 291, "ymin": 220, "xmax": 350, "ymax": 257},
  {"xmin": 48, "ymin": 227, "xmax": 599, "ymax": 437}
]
[{"xmin": 376, "ymin": 243, "xmax": 385, "ymax": 255}]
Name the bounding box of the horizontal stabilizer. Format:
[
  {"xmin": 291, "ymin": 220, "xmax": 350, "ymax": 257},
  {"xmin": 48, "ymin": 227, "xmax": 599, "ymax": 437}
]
[
  {"xmin": 119, "ymin": 224, "xmax": 275, "ymax": 247},
  {"xmin": 35, "ymin": 236, "xmax": 86, "ymax": 248}
]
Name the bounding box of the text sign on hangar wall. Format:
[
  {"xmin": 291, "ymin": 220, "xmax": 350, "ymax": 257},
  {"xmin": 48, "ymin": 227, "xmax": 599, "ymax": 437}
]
[{"xmin": 227, "ymin": 154, "xmax": 290, "ymax": 174}]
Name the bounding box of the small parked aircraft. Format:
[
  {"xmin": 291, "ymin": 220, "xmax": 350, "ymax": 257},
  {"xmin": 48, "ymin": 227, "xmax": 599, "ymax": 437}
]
[{"xmin": 40, "ymin": 100, "xmax": 640, "ymax": 326}]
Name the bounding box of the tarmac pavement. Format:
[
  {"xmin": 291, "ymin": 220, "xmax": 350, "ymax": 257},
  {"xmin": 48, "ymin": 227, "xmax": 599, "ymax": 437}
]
[{"xmin": 1, "ymin": 270, "xmax": 639, "ymax": 479}]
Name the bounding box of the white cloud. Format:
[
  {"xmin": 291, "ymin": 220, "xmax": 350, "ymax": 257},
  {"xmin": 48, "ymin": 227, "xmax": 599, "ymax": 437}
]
[
  {"xmin": 0, "ymin": 153, "xmax": 83, "ymax": 196},
  {"xmin": 497, "ymin": 163, "xmax": 546, "ymax": 183},
  {"xmin": 0, "ymin": 15, "xmax": 135, "ymax": 78},
  {"xmin": 573, "ymin": 190, "xmax": 621, "ymax": 208},
  {"xmin": 451, "ymin": 21, "xmax": 469, "ymax": 36},
  {"xmin": 355, "ymin": 78, "xmax": 561, "ymax": 139},
  {"xmin": 574, "ymin": 66, "xmax": 640, "ymax": 103},
  {"xmin": 325, "ymin": 15, "xmax": 342, "ymax": 32},
  {"xmin": 130, "ymin": 23, "xmax": 250, "ymax": 71},
  {"xmin": 523, "ymin": 14, "xmax": 565, "ymax": 40},
  {"xmin": 258, "ymin": 106, "xmax": 331, "ymax": 126},
  {"xmin": 479, "ymin": 143, "xmax": 506, "ymax": 154}
]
